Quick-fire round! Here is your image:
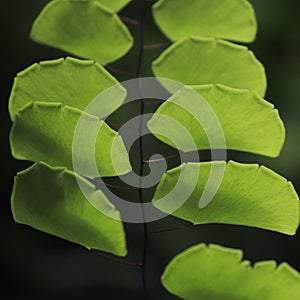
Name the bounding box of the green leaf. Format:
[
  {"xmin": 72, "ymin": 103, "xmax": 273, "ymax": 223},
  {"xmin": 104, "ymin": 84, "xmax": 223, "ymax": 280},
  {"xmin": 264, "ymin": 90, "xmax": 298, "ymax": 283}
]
[
  {"xmin": 96, "ymin": 0, "xmax": 131, "ymax": 12},
  {"xmin": 148, "ymin": 85, "xmax": 285, "ymax": 157},
  {"xmin": 152, "ymin": 37, "xmax": 267, "ymax": 96},
  {"xmin": 162, "ymin": 243, "xmax": 300, "ymax": 300},
  {"xmin": 11, "ymin": 162, "xmax": 127, "ymax": 256},
  {"xmin": 153, "ymin": 161, "xmax": 299, "ymax": 235},
  {"xmin": 30, "ymin": 0, "xmax": 133, "ymax": 64},
  {"xmin": 9, "ymin": 57, "xmax": 126, "ymax": 121},
  {"xmin": 10, "ymin": 102, "xmax": 131, "ymax": 177},
  {"xmin": 153, "ymin": 0, "xmax": 257, "ymax": 43}
]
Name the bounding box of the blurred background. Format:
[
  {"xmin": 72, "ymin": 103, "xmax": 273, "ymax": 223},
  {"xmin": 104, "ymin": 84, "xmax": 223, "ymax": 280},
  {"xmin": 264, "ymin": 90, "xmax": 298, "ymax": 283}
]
[{"xmin": 1, "ymin": 0, "xmax": 300, "ymax": 299}]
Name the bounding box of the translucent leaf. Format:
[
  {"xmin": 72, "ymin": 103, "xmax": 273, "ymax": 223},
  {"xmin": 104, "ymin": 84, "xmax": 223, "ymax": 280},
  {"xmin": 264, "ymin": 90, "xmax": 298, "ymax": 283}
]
[
  {"xmin": 152, "ymin": 37, "xmax": 267, "ymax": 96},
  {"xmin": 148, "ymin": 85, "xmax": 285, "ymax": 157},
  {"xmin": 162, "ymin": 243, "xmax": 300, "ymax": 300},
  {"xmin": 9, "ymin": 57, "xmax": 126, "ymax": 121},
  {"xmin": 58, "ymin": 0, "xmax": 131, "ymax": 12},
  {"xmin": 10, "ymin": 102, "xmax": 131, "ymax": 177},
  {"xmin": 30, "ymin": 0, "xmax": 133, "ymax": 64},
  {"xmin": 153, "ymin": 0, "xmax": 257, "ymax": 43},
  {"xmin": 11, "ymin": 162, "xmax": 127, "ymax": 256},
  {"xmin": 153, "ymin": 161, "xmax": 299, "ymax": 235},
  {"xmin": 96, "ymin": 0, "xmax": 131, "ymax": 12}
]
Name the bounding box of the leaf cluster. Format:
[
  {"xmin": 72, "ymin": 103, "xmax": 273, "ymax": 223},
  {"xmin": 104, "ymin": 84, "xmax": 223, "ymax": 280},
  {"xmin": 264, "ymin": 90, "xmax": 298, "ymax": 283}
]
[{"xmin": 8, "ymin": 0, "xmax": 300, "ymax": 298}]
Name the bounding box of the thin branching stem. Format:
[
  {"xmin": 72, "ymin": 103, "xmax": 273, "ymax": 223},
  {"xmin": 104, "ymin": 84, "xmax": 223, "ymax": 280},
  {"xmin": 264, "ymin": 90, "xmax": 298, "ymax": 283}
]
[
  {"xmin": 144, "ymin": 100, "xmax": 164, "ymax": 105},
  {"xmin": 93, "ymin": 178, "xmax": 140, "ymax": 191},
  {"xmin": 120, "ymin": 16, "xmax": 140, "ymax": 26},
  {"xmin": 143, "ymin": 42, "xmax": 171, "ymax": 50},
  {"xmin": 92, "ymin": 250, "xmax": 142, "ymax": 267},
  {"xmin": 143, "ymin": 154, "xmax": 178, "ymax": 164},
  {"xmin": 105, "ymin": 65, "xmax": 135, "ymax": 76},
  {"xmin": 148, "ymin": 224, "xmax": 193, "ymax": 235},
  {"xmin": 136, "ymin": 1, "xmax": 149, "ymax": 299}
]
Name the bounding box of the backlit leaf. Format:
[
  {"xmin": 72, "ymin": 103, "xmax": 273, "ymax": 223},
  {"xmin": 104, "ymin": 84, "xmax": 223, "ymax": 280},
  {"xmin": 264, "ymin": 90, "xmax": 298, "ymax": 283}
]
[
  {"xmin": 12, "ymin": 162, "xmax": 127, "ymax": 256},
  {"xmin": 148, "ymin": 85, "xmax": 285, "ymax": 157},
  {"xmin": 30, "ymin": 0, "xmax": 133, "ymax": 64},
  {"xmin": 153, "ymin": 0, "xmax": 257, "ymax": 42},
  {"xmin": 96, "ymin": 0, "xmax": 131, "ymax": 12},
  {"xmin": 162, "ymin": 243, "xmax": 300, "ymax": 300},
  {"xmin": 152, "ymin": 37, "xmax": 267, "ymax": 96},
  {"xmin": 10, "ymin": 102, "xmax": 131, "ymax": 177},
  {"xmin": 9, "ymin": 57, "xmax": 126, "ymax": 121},
  {"xmin": 153, "ymin": 161, "xmax": 299, "ymax": 235}
]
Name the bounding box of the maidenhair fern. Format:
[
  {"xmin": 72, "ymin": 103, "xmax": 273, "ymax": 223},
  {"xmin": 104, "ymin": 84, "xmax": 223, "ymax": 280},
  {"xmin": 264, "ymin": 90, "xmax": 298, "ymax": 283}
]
[
  {"xmin": 162, "ymin": 244, "xmax": 300, "ymax": 300},
  {"xmin": 8, "ymin": 57, "xmax": 127, "ymax": 120},
  {"xmin": 8, "ymin": 0, "xmax": 300, "ymax": 299},
  {"xmin": 152, "ymin": 37, "xmax": 267, "ymax": 95},
  {"xmin": 12, "ymin": 162, "xmax": 127, "ymax": 256},
  {"xmin": 148, "ymin": 85, "xmax": 285, "ymax": 156},
  {"xmin": 30, "ymin": 0, "xmax": 133, "ymax": 64}
]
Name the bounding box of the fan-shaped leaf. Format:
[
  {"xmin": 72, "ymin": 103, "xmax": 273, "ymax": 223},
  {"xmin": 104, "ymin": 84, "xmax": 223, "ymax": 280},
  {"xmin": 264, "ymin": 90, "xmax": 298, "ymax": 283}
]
[
  {"xmin": 162, "ymin": 243, "xmax": 300, "ymax": 300},
  {"xmin": 152, "ymin": 37, "xmax": 267, "ymax": 96},
  {"xmin": 96, "ymin": 0, "xmax": 131, "ymax": 12},
  {"xmin": 153, "ymin": 161, "xmax": 299, "ymax": 235},
  {"xmin": 30, "ymin": 0, "xmax": 133, "ymax": 64},
  {"xmin": 12, "ymin": 162, "xmax": 127, "ymax": 256},
  {"xmin": 148, "ymin": 85, "xmax": 285, "ymax": 157},
  {"xmin": 9, "ymin": 57, "xmax": 126, "ymax": 121},
  {"xmin": 10, "ymin": 102, "xmax": 131, "ymax": 177},
  {"xmin": 153, "ymin": 0, "xmax": 257, "ymax": 43}
]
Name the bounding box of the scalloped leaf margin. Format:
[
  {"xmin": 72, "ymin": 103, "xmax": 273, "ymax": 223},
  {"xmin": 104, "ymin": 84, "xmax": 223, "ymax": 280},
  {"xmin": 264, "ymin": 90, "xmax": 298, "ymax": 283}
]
[
  {"xmin": 9, "ymin": 57, "xmax": 126, "ymax": 121},
  {"xmin": 153, "ymin": 160, "xmax": 299, "ymax": 235},
  {"xmin": 12, "ymin": 162, "xmax": 127, "ymax": 256},
  {"xmin": 162, "ymin": 243, "xmax": 300, "ymax": 300},
  {"xmin": 148, "ymin": 84, "xmax": 285, "ymax": 157},
  {"xmin": 30, "ymin": 0, "xmax": 133, "ymax": 64},
  {"xmin": 10, "ymin": 102, "xmax": 132, "ymax": 178},
  {"xmin": 153, "ymin": 0, "xmax": 257, "ymax": 43},
  {"xmin": 152, "ymin": 37, "xmax": 267, "ymax": 96}
]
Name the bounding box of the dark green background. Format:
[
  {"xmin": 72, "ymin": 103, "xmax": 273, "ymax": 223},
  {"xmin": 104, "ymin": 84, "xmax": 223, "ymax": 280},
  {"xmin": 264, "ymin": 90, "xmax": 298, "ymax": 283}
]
[{"xmin": 1, "ymin": 0, "xmax": 300, "ymax": 299}]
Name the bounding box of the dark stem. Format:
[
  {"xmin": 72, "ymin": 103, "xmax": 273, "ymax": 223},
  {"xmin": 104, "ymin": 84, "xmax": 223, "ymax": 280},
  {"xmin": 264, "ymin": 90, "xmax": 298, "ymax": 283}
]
[
  {"xmin": 143, "ymin": 154, "xmax": 178, "ymax": 164},
  {"xmin": 148, "ymin": 223, "xmax": 193, "ymax": 235},
  {"xmin": 136, "ymin": 1, "xmax": 149, "ymax": 299},
  {"xmin": 143, "ymin": 41, "xmax": 171, "ymax": 50},
  {"xmin": 120, "ymin": 16, "xmax": 140, "ymax": 26},
  {"xmin": 95, "ymin": 178, "xmax": 140, "ymax": 191},
  {"xmin": 105, "ymin": 65, "xmax": 135, "ymax": 76},
  {"xmin": 144, "ymin": 100, "xmax": 164, "ymax": 105},
  {"xmin": 92, "ymin": 250, "xmax": 142, "ymax": 267}
]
